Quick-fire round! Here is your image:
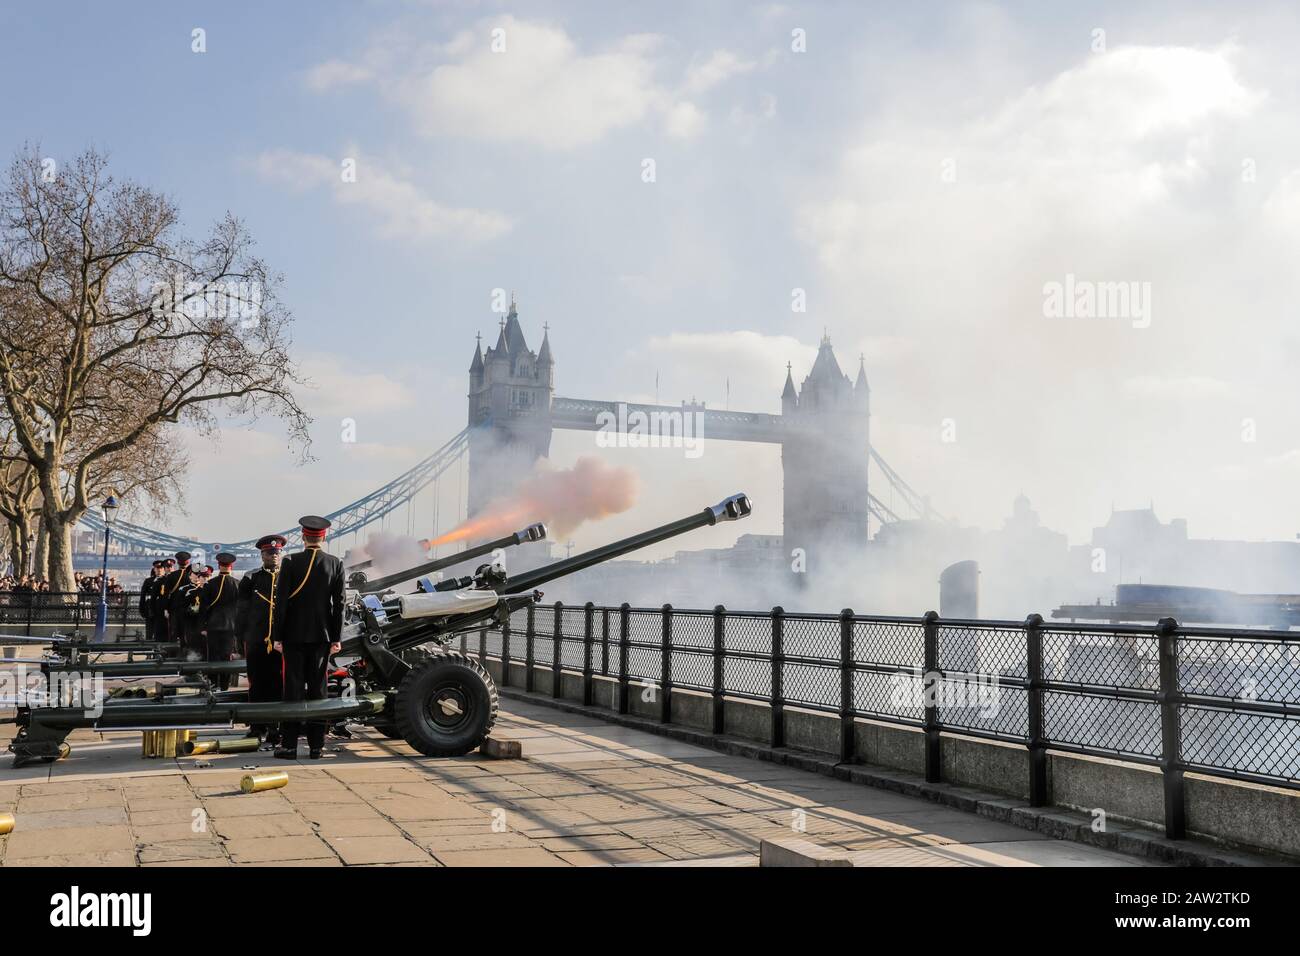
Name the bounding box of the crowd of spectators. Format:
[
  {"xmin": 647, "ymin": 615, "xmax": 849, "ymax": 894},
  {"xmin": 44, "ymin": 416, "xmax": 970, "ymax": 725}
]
[{"xmin": 0, "ymin": 570, "xmax": 126, "ymax": 603}]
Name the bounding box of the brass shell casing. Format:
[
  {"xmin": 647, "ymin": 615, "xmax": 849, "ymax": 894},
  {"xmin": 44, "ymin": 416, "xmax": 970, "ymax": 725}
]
[
  {"xmin": 240, "ymin": 771, "xmax": 289, "ymax": 793},
  {"xmin": 184, "ymin": 737, "xmax": 260, "ymax": 756}
]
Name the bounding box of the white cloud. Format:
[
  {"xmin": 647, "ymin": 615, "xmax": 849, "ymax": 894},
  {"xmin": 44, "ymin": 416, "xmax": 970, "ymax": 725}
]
[
  {"xmin": 682, "ymin": 50, "xmax": 756, "ymax": 95},
  {"xmin": 801, "ymin": 45, "xmax": 1262, "ymax": 280},
  {"xmin": 664, "ymin": 101, "xmax": 707, "ymax": 139},
  {"xmin": 303, "ymin": 59, "xmax": 373, "ymax": 92},
  {"xmin": 252, "ymin": 148, "xmax": 513, "ymax": 243},
  {"xmin": 304, "ymin": 17, "xmax": 745, "ymax": 149},
  {"xmin": 296, "ymin": 353, "xmax": 418, "ymax": 417},
  {"xmin": 397, "ymin": 18, "xmax": 665, "ymax": 148}
]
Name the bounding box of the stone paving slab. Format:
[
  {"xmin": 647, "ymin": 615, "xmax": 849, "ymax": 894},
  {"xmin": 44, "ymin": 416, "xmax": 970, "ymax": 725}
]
[{"xmin": 0, "ymin": 695, "xmax": 1171, "ymax": 867}]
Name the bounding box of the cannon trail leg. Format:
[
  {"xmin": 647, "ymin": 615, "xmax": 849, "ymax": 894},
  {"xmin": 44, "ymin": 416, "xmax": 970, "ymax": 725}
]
[{"xmin": 9, "ymin": 719, "xmax": 74, "ymax": 768}]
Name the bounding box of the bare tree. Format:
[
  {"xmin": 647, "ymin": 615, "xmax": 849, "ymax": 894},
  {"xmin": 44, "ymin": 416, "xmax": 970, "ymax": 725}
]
[
  {"xmin": 0, "ymin": 146, "xmax": 311, "ymax": 591},
  {"xmin": 0, "ymin": 422, "xmax": 40, "ymax": 575}
]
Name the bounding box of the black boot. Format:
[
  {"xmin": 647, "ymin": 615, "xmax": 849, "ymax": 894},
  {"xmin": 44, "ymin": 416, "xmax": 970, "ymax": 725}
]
[{"xmin": 273, "ymin": 746, "xmax": 297, "ymax": 760}]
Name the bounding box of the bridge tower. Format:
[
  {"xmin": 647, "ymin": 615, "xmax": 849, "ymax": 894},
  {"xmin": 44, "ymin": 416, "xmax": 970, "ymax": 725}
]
[
  {"xmin": 466, "ymin": 298, "xmax": 555, "ymax": 516},
  {"xmin": 781, "ymin": 334, "xmax": 871, "ymax": 570}
]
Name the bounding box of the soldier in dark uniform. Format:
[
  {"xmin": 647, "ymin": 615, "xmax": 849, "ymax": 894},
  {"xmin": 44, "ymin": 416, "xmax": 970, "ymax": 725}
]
[
  {"xmin": 237, "ymin": 535, "xmax": 285, "ymax": 747},
  {"xmin": 174, "ymin": 563, "xmax": 208, "ymax": 660},
  {"xmin": 199, "ymin": 552, "xmax": 240, "ymax": 690},
  {"xmin": 138, "ymin": 561, "xmax": 163, "ymax": 641},
  {"xmin": 272, "ymin": 516, "xmax": 344, "ymax": 760},
  {"xmin": 151, "ymin": 558, "xmax": 176, "ymax": 647},
  {"xmin": 160, "ymin": 551, "xmax": 194, "ymax": 644}
]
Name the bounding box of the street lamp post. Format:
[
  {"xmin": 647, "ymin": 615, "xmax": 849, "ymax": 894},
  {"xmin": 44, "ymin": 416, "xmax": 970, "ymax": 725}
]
[{"xmin": 94, "ymin": 495, "xmax": 119, "ymax": 642}]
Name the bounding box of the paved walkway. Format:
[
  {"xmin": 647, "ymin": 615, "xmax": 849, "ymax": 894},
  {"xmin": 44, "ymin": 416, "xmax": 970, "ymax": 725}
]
[{"xmin": 0, "ymin": 699, "xmax": 1159, "ymax": 867}]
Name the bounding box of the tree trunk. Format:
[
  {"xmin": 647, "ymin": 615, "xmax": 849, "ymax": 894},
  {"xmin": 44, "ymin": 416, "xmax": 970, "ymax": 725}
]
[
  {"xmin": 44, "ymin": 510, "xmax": 77, "ymax": 593},
  {"xmin": 7, "ymin": 518, "xmax": 31, "ymax": 577},
  {"xmin": 33, "ymin": 517, "xmax": 48, "ymax": 581}
]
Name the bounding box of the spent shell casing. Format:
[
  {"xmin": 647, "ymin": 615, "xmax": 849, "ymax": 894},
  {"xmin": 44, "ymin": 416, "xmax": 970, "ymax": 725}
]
[
  {"xmin": 0, "ymin": 812, "xmax": 14, "ymax": 835},
  {"xmin": 214, "ymin": 737, "xmax": 261, "ymax": 754},
  {"xmin": 240, "ymin": 771, "xmax": 289, "ymax": 793}
]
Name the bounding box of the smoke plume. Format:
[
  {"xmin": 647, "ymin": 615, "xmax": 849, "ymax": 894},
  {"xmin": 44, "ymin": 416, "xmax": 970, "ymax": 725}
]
[
  {"xmin": 428, "ymin": 455, "xmax": 638, "ymax": 547},
  {"xmin": 343, "ymin": 532, "xmax": 428, "ymax": 578}
]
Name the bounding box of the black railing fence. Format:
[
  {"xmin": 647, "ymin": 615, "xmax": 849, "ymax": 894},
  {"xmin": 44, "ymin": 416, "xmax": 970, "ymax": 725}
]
[
  {"xmin": 465, "ymin": 602, "xmax": 1300, "ymax": 840},
  {"xmin": 0, "ymin": 591, "xmax": 141, "ymax": 633},
  {"xmin": 10, "ymin": 593, "xmax": 1298, "ymax": 840}
]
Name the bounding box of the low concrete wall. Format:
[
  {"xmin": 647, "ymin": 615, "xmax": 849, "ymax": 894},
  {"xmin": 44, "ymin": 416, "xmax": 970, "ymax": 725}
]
[
  {"xmin": 855, "ymin": 720, "xmax": 927, "ymax": 776},
  {"xmin": 1050, "ymin": 752, "xmax": 1166, "ymax": 828},
  {"xmin": 477, "ymin": 653, "xmax": 1299, "ymax": 859},
  {"xmin": 943, "ymin": 733, "xmax": 1031, "ymax": 801},
  {"xmin": 1186, "ymin": 773, "xmax": 1300, "ymax": 858},
  {"xmin": 782, "ymin": 707, "xmax": 839, "ymax": 755}
]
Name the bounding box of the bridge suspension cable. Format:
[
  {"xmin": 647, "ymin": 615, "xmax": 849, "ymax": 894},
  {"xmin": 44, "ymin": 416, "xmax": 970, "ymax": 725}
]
[{"xmin": 81, "ymin": 427, "xmax": 472, "ymax": 557}]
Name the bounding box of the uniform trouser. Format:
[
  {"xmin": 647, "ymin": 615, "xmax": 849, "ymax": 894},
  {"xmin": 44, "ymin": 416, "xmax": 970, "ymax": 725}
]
[
  {"xmin": 205, "ymin": 629, "xmax": 236, "ymax": 691},
  {"xmin": 153, "ymin": 613, "xmax": 174, "ymax": 656},
  {"xmin": 244, "ymin": 636, "xmax": 283, "ymax": 741},
  {"xmin": 143, "ymin": 615, "xmax": 154, "ymax": 641},
  {"xmin": 281, "ymin": 643, "xmax": 330, "ymax": 751},
  {"xmin": 183, "ymin": 625, "xmax": 206, "ymax": 661}
]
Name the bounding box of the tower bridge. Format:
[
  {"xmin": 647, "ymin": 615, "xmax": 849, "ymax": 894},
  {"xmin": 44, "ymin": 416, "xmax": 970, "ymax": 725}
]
[{"xmin": 78, "ymin": 302, "xmax": 940, "ymax": 568}]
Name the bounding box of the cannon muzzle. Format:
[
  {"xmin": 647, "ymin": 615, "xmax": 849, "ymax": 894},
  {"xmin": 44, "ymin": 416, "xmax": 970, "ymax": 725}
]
[
  {"xmin": 501, "ymin": 494, "xmax": 751, "ymax": 595},
  {"xmin": 357, "ymin": 522, "xmax": 549, "ymax": 594}
]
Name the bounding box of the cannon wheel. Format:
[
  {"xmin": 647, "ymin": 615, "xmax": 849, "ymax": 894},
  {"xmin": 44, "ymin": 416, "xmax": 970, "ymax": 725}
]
[{"xmin": 394, "ymin": 652, "xmax": 498, "ymax": 757}]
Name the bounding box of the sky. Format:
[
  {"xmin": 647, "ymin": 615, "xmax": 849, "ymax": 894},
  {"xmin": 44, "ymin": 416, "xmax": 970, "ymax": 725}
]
[{"xmin": 3, "ymin": 0, "xmax": 1300, "ymax": 559}]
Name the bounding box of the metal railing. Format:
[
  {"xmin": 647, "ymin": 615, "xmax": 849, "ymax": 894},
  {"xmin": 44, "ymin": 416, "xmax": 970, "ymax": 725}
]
[
  {"xmin": 467, "ymin": 602, "xmax": 1300, "ymax": 840},
  {"xmin": 14, "ymin": 592, "xmax": 1298, "ymax": 839},
  {"xmin": 0, "ymin": 591, "xmax": 142, "ymax": 634}
]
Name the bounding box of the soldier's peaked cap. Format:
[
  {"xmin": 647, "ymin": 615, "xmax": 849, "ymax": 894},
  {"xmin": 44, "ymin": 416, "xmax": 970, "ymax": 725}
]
[
  {"xmin": 255, "ymin": 534, "xmax": 287, "ymax": 551},
  {"xmin": 174, "ymin": 551, "xmax": 191, "ymax": 562},
  {"xmin": 299, "ymin": 515, "xmax": 331, "ymax": 533},
  {"xmin": 216, "ymin": 552, "xmax": 236, "ymax": 566}
]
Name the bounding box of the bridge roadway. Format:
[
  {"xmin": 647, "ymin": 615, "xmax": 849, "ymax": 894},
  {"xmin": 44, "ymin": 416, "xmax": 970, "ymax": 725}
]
[{"xmin": 0, "ymin": 693, "xmax": 1154, "ymax": 867}]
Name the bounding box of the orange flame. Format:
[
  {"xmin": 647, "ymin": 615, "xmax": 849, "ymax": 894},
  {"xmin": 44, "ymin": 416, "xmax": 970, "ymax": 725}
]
[
  {"xmin": 426, "ymin": 456, "xmax": 638, "ymax": 551},
  {"xmin": 423, "ymin": 504, "xmax": 534, "ymax": 549}
]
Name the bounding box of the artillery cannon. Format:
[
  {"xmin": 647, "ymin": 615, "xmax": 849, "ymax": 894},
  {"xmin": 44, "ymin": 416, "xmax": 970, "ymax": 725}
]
[
  {"xmin": 5, "ymin": 494, "xmax": 751, "ymax": 767},
  {"xmin": 13, "ymin": 522, "xmax": 553, "ymax": 685}
]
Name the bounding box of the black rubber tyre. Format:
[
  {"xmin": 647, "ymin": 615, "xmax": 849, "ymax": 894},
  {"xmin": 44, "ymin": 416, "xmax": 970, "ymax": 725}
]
[{"xmin": 394, "ymin": 652, "xmax": 498, "ymax": 757}]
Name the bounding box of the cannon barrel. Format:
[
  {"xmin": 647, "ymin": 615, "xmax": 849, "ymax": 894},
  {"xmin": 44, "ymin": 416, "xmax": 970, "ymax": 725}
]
[
  {"xmin": 502, "ymin": 493, "xmax": 751, "ymax": 595},
  {"xmin": 358, "ymin": 522, "xmax": 548, "ymax": 594},
  {"xmin": 42, "ymin": 659, "xmax": 247, "ymax": 678}
]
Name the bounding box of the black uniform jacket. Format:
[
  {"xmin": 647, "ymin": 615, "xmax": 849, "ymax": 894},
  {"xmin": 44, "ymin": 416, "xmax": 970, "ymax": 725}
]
[
  {"xmin": 138, "ymin": 576, "xmax": 158, "ymax": 618},
  {"xmin": 236, "ymin": 567, "xmax": 278, "ymax": 651},
  {"xmin": 200, "ymin": 571, "xmax": 239, "ymax": 633},
  {"xmin": 173, "ymin": 581, "xmax": 204, "ymax": 638},
  {"xmin": 158, "ymin": 565, "xmax": 193, "ymax": 613},
  {"xmin": 270, "ymin": 547, "xmax": 344, "ymax": 646}
]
